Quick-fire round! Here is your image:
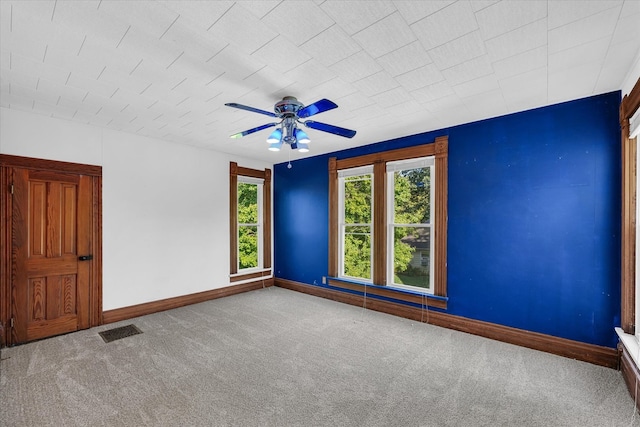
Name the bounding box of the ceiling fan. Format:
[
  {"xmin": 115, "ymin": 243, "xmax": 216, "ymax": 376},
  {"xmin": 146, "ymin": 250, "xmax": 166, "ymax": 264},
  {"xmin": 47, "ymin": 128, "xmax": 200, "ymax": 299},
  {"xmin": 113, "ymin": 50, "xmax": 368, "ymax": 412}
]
[{"xmin": 225, "ymin": 96, "xmax": 356, "ymax": 152}]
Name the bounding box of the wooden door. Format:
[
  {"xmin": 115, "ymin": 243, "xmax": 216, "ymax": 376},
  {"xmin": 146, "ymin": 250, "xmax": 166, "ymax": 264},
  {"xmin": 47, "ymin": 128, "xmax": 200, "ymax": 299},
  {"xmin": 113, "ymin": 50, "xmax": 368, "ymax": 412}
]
[{"xmin": 11, "ymin": 168, "xmax": 93, "ymax": 343}]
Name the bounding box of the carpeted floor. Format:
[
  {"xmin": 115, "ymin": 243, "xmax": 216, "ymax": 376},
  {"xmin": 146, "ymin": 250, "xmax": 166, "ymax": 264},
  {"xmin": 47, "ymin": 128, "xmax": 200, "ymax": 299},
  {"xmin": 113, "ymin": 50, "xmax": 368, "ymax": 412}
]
[{"xmin": 1, "ymin": 287, "xmax": 638, "ymax": 426}]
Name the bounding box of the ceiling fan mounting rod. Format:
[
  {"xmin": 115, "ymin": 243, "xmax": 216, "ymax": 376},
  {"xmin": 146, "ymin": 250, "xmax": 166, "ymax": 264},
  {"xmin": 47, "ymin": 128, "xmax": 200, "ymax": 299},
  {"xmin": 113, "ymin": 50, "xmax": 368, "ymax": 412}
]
[{"xmin": 282, "ymin": 117, "xmax": 297, "ymax": 144}]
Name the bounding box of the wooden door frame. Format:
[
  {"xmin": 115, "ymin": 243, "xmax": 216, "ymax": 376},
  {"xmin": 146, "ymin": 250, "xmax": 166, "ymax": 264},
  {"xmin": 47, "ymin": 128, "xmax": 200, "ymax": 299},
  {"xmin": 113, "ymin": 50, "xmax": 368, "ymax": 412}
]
[{"xmin": 0, "ymin": 154, "xmax": 102, "ymax": 346}]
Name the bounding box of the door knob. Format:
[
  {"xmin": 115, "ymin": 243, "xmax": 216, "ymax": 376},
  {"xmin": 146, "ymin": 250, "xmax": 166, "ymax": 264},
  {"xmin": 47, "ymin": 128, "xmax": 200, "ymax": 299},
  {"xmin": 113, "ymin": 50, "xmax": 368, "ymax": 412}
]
[{"xmin": 78, "ymin": 255, "xmax": 93, "ymax": 261}]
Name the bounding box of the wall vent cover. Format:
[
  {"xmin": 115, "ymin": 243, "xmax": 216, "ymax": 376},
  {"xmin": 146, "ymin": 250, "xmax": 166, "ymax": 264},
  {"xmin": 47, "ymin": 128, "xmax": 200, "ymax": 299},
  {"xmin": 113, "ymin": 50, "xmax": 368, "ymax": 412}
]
[{"xmin": 99, "ymin": 324, "xmax": 142, "ymax": 343}]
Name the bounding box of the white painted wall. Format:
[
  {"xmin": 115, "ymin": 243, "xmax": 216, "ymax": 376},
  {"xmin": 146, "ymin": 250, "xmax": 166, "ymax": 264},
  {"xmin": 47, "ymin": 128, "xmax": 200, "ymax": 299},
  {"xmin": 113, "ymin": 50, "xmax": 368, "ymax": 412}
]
[
  {"xmin": 0, "ymin": 107, "xmax": 272, "ymax": 310},
  {"xmin": 621, "ymin": 49, "xmax": 640, "ymax": 98}
]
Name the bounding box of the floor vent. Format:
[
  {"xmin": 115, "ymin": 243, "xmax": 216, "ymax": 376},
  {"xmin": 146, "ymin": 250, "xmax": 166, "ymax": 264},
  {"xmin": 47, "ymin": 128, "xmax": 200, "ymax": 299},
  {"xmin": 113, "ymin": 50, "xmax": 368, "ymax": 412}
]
[{"xmin": 99, "ymin": 324, "xmax": 142, "ymax": 343}]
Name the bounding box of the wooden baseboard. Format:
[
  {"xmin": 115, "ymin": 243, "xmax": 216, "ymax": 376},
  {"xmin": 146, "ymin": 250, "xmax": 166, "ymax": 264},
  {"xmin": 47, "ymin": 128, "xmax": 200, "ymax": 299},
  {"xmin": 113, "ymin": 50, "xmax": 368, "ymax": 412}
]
[
  {"xmin": 620, "ymin": 343, "xmax": 640, "ymax": 410},
  {"xmin": 275, "ymin": 278, "xmax": 619, "ymax": 369},
  {"xmin": 103, "ymin": 278, "xmax": 274, "ymax": 324}
]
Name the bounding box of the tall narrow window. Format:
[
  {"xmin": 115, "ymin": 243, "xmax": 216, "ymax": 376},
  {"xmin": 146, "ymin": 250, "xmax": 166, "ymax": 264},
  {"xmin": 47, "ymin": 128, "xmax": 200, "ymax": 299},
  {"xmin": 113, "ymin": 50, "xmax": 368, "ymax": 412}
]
[
  {"xmin": 237, "ymin": 177, "xmax": 263, "ymax": 271},
  {"xmin": 229, "ymin": 162, "xmax": 271, "ymax": 282},
  {"xmin": 387, "ymin": 157, "xmax": 434, "ymax": 293},
  {"xmin": 338, "ymin": 166, "xmax": 374, "ymax": 281}
]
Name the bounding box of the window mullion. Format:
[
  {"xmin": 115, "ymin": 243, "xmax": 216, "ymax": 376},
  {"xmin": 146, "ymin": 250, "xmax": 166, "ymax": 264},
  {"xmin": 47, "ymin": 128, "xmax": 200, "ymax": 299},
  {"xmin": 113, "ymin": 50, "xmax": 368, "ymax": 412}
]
[{"xmin": 373, "ymin": 161, "xmax": 386, "ymax": 285}]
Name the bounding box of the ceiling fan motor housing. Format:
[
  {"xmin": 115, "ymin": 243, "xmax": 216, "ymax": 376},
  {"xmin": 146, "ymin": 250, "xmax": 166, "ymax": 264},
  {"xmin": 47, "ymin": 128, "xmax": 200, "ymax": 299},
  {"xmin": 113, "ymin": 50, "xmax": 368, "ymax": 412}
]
[{"xmin": 274, "ymin": 96, "xmax": 304, "ymax": 117}]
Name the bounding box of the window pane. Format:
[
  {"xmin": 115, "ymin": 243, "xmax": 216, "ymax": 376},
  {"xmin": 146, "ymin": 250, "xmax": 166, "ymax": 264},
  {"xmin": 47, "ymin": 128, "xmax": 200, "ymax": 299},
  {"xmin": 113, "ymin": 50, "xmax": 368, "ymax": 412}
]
[
  {"xmin": 341, "ymin": 173, "xmax": 372, "ymax": 281},
  {"xmin": 343, "ymin": 225, "xmax": 371, "ymax": 280},
  {"xmin": 238, "ymin": 182, "xmax": 258, "ymax": 224},
  {"xmin": 393, "ymin": 226, "xmax": 430, "ymax": 290},
  {"xmin": 344, "ymin": 175, "xmax": 372, "ymax": 224},
  {"xmin": 238, "ymin": 225, "xmax": 258, "ymax": 269},
  {"xmin": 394, "ymin": 167, "xmax": 430, "ymax": 224}
]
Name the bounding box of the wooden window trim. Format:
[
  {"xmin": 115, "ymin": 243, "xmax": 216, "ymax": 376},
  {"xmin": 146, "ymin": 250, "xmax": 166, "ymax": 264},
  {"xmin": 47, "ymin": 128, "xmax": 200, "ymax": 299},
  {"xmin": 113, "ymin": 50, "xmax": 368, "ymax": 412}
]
[
  {"xmin": 434, "ymin": 136, "xmax": 448, "ymax": 297},
  {"xmin": 229, "ymin": 162, "xmax": 272, "ymax": 280},
  {"xmin": 328, "ymin": 136, "xmax": 448, "ymax": 307},
  {"xmin": 621, "ymin": 78, "xmax": 640, "ymax": 335},
  {"xmin": 373, "ymin": 160, "xmax": 386, "ymax": 285},
  {"xmin": 329, "ymin": 158, "xmax": 338, "ymax": 276}
]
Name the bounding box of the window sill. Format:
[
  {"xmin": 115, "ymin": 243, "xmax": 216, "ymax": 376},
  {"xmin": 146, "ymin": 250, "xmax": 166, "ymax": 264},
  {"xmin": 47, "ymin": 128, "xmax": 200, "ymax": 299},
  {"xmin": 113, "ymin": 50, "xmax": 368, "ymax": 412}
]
[
  {"xmin": 327, "ymin": 277, "xmax": 447, "ymax": 309},
  {"xmin": 616, "ymin": 327, "xmax": 640, "ymax": 368},
  {"xmin": 230, "ymin": 269, "xmax": 272, "ymax": 283}
]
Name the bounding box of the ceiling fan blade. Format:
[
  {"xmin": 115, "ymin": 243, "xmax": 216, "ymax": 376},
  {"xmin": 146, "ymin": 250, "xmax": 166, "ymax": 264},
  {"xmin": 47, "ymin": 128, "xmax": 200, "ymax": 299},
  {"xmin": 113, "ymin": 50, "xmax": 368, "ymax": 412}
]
[
  {"xmin": 298, "ymin": 99, "xmax": 338, "ymax": 118},
  {"xmin": 304, "ymin": 120, "xmax": 357, "ymax": 138},
  {"xmin": 230, "ymin": 122, "xmax": 278, "ymax": 138},
  {"xmin": 225, "ymin": 102, "xmax": 277, "ymax": 117}
]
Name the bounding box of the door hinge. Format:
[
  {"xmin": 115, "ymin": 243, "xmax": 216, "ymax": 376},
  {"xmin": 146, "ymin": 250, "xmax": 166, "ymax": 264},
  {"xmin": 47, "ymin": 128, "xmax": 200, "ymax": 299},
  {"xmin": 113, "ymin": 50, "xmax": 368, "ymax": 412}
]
[
  {"xmin": 10, "ymin": 183, "xmax": 14, "ymax": 195},
  {"xmin": 10, "ymin": 318, "xmax": 15, "ymax": 328}
]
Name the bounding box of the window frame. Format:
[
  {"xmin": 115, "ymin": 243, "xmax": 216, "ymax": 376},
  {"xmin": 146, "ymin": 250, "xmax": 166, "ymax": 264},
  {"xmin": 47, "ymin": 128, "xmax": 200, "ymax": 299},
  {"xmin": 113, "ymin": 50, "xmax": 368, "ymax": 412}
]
[
  {"xmin": 636, "ymin": 141, "xmax": 640, "ymax": 343},
  {"xmin": 617, "ymin": 78, "xmax": 640, "ymax": 383},
  {"xmin": 229, "ymin": 162, "xmax": 271, "ymax": 282},
  {"xmin": 621, "ymin": 79, "xmax": 640, "ymax": 337},
  {"xmin": 328, "ymin": 137, "xmax": 448, "ymax": 308}
]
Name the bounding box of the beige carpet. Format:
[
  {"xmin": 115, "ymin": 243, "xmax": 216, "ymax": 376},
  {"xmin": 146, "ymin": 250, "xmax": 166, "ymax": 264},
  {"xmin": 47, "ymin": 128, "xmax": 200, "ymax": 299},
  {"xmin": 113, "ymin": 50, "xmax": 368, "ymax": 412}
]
[{"xmin": 1, "ymin": 287, "xmax": 638, "ymax": 426}]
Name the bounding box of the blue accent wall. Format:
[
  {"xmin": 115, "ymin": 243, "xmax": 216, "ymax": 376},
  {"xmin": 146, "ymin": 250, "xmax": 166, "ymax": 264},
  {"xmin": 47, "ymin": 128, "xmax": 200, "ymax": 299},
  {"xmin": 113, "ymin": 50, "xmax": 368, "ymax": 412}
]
[{"xmin": 274, "ymin": 92, "xmax": 621, "ymax": 348}]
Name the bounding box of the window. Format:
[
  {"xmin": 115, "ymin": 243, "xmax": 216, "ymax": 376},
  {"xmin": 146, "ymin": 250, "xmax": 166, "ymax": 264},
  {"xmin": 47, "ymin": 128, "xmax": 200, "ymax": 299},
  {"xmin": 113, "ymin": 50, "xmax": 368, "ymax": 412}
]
[
  {"xmin": 387, "ymin": 157, "xmax": 434, "ymax": 293},
  {"xmin": 328, "ymin": 137, "xmax": 448, "ymax": 308},
  {"xmin": 229, "ymin": 162, "xmax": 271, "ymax": 282},
  {"xmin": 338, "ymin": 166, "xmax": 374, "ymax": 281}
]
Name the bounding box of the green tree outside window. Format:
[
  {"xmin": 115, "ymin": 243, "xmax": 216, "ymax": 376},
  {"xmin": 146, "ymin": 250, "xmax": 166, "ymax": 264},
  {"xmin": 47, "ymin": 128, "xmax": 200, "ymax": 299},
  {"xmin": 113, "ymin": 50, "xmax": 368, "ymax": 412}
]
[
  {"xmin": 238, "ymin": 182, "xmax": 259, "ymax": 269},
  {"xmin": 392, "ymin": 167, "xmax": 431, "ymax": 289},
  {"xmin": 342, "ymin": 175, "xmax": 372, "ymax": 279}
]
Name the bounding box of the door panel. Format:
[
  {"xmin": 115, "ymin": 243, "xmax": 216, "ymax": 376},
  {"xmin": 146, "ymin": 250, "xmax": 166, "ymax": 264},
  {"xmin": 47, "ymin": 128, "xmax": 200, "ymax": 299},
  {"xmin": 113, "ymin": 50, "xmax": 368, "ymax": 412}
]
[{"xmin": 12, "ymin": 167, "xmax": 91, "ymax": 343}]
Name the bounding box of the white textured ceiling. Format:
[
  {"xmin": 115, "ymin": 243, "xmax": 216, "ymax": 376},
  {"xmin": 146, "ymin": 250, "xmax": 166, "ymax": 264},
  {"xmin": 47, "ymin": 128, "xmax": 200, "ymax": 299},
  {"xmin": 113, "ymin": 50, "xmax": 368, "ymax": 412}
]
[{"xmin": 1, "ymin": 0, "xmax": 639, "ymax": 163}]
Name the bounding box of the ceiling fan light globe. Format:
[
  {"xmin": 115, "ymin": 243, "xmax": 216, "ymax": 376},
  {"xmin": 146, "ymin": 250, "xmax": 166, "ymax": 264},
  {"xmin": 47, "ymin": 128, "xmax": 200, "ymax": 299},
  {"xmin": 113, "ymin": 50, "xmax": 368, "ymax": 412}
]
[
  {"xmin": 266, "ymin": 129, "xmax": 282, "ymax": 144},
  {"xmin": 297, "ymin": 142, "xmax": 309, "ymax": 153},
  {"xmin": 295, "ymin": 129, "xmax": 310, "ymax": 144},
  {"xmin": 268, "ymin": 142, "xmax": 282, "ymax": 152}
]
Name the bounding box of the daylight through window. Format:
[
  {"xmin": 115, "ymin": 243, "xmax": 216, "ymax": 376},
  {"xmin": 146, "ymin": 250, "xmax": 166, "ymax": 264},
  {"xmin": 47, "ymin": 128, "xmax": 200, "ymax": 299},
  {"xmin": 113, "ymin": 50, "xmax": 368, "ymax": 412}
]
[
  {"xmin": 338, "ymin": 166, "xmax": 374, "ymax": 281},
  {"xmin": 328, "ymin": 137, "xmax": 448, "ymax": 305},
  {"xmin": 229, "ymin": 162, "xmax": 271, "ymax": 281},
  {"xmin": 237, "ymin": 178, "xmax": 263, "ymax": 271},
  {"xmin": 387, "ymin": 157, "xmax": 434, "ymax": 292}
]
